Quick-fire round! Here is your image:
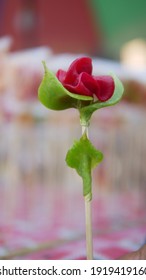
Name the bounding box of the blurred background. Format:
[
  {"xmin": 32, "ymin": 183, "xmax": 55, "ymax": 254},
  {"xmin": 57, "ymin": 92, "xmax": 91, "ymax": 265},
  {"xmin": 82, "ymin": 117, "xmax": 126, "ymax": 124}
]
[{"xmin": 0, "ymin": 0, "xmax": 146, "ymax": 260}]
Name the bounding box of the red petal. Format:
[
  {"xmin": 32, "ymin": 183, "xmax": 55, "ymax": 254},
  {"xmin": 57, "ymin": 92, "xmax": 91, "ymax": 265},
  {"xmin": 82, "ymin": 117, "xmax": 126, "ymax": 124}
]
[
  {"xmin": 94, "ymin": 76, "xmax": 115, "ymax": 101},
  {"xmin": 64, "ymin": 57, "xmax": 92, "ymax": 85},
  {"xmin": 56, "ymin": 69, "xmax": 67, "ymax": 83},
  {"xmin": 64, "ymin": 72, "xmax": 97, "ymax": 96},
  {"xmin": 56, "ymin": 58, "xmax": 114, "ymax": 101}
]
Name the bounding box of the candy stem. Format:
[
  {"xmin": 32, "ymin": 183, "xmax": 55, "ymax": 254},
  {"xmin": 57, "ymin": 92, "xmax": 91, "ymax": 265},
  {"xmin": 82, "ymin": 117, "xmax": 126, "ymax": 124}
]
[{"xmin": 81, "ymin": 124, "xmax": 93, "ymax": 260}]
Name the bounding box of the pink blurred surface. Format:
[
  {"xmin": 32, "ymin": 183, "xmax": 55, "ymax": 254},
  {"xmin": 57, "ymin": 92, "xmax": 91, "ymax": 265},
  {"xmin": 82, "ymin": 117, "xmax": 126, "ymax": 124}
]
[{"xmin": 0, "ymin": 188, "xmax": 145, "ymax": 260}]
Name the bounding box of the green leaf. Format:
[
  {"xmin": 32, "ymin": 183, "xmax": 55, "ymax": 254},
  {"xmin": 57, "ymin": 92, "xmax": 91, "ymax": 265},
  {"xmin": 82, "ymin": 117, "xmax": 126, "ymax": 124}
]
[
  {"xmin": 65, "ymin": 132, "xmax": 103, "ymax": 200},
  {"xmin": 79, "ymin": 74, "xmax": 124, "ymax": 125},
  {"xmin": 38, "ymin": 62, "xmax": 93, "ymax": 111}
]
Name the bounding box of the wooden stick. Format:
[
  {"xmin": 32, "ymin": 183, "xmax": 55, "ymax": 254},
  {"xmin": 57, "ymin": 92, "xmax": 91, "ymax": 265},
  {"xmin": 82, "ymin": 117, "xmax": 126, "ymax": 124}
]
[
  {"xmin": 85, "ymin": 193, "xmax": 93, "ymax": 259},
  {"xmin": 82, "ymin": 125, "xmax": 93, "ymax": 260}
]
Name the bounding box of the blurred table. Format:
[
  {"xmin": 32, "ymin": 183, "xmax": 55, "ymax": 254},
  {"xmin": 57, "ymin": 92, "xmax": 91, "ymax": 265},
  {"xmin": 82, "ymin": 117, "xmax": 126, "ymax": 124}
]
[{"xmin": 0, "ymin": 189, "xmax": 145, "ymax": 260}]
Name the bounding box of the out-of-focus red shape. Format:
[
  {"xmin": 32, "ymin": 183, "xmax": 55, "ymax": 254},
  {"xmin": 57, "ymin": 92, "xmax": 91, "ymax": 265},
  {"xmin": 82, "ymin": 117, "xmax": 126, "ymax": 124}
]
[{"xmin": 0, "ymin": 0, "xmax": 102, "ymax": 54}]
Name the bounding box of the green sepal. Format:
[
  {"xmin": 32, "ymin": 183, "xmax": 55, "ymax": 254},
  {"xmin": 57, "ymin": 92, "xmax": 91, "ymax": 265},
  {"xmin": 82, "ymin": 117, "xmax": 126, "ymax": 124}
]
[
  {"xmin": 80, "ymin": 74, "xmax": 124, "ymax": 125},
  {"xmin": 65, "ymin": 132, "xmax": 103, "ymax": 200},
  {"xmin": 38, "ymin": 61, "xmax": 93, "ymax": 111}
]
